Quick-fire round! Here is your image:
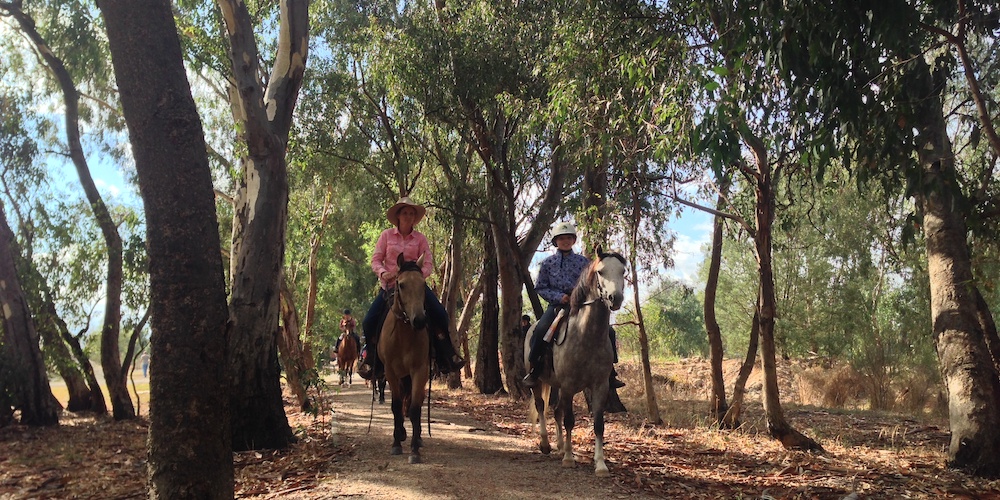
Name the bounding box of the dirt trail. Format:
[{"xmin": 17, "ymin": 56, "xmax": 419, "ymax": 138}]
[{"xmin": 303, "ymin": 381, "xmax": 651, "ymax": 499}]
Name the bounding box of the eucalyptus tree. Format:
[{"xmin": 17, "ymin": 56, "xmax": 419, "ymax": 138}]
[
  {"xmin": 772, "ymin": 0, "xmax": 1000, "ymax": 474},
  {"xmin": 0, "ymin": 92, "xmax": 59, "ymax": 426},
  {"xmin": 424, "ymin": 0, "xmax": 570, "ymax": 395},
  {"xmin": 0, "ymin": 89, "xmax": 96, "ymax": 412},
  {"xmin": 0, "ymin": 204, "xmax": 59, "ymax": 426},
  {"xmin": 98, "ymin": 0, "xmax": 234, "ymax": 494},
  {"xmin": 216, "ymin": 0, "xmax": 310, "ymax": 451},
  {"xmin": 650, "ymin": 0, "xmax": 829, "ymax": 449},
  {"xmin": 1, "ymin": 0, "xmax": 134, "ymax": 419}
]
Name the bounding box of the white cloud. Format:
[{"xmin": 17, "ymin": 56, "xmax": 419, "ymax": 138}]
[{"xmin": 94, "ymin": 178, "xmax": 122, "ymax": 199}]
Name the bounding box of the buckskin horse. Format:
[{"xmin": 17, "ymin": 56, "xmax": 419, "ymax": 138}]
[
  {"xmin": 524, "ymin": 251, "xmax": 627, "ymax": 476},
  {"xmin": 379, "ymin": 254, "xmax": 431, "ymax": 463}
]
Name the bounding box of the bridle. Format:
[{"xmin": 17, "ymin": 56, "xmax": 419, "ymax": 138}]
[
  {"xmin": 580, "ymin": 254, "xmax": 625, "ymax": 309},
  {"xmin": 390, "ymin": 268, "xmax": 423, "ymax": 326}
]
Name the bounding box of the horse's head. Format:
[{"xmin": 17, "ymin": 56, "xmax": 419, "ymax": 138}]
[
  {"xmin": 593, "ymin": 252, "xmax": 626, "ymax": 311},
  {"xmin": 394, "ymin": 253, "xmax": 427, "ymax": 330}
]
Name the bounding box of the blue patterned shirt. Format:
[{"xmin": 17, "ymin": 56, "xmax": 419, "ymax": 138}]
[{"xmin": 534, "ymin": 250, "xmax": 590, "ymax": 305}]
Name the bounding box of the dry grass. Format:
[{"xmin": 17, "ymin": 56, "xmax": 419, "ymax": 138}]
[{"xmin": 439, "ymin": 358, "xmax": 994, "ymax": 498}]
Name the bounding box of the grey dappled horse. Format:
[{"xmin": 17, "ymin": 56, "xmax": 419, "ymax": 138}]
[
  {"xmin": 379, "ymin": 254, "xmax": 431, "ymax": 464},
  {"xmin": 524, "ymin": 251, "xmax": 626, "ymax": 477}
]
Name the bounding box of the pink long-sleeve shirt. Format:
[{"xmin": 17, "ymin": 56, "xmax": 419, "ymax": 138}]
[{"xmin": 371, "ymin": 227, "xmax": 434, "ymax": 290}]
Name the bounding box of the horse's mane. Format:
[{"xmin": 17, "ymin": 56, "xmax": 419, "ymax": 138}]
[{"xmin": 569, "ymin": 252, "xmax": 626, "ymax": 314}]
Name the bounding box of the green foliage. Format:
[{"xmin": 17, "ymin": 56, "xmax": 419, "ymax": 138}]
[
  {"xmin": 697, "ymin": 172, "xmax": 937, "ymax": 382},
  {"xmin": 642, "ymin": 279, "xmax": 707, "ymax": 358}
]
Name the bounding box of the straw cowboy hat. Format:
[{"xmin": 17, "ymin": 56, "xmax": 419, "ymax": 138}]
[{"xmin": 387, "ymin": 196, "xmax": 427, "ymax": 226}]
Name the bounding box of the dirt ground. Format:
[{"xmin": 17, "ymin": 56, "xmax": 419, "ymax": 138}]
[
  {"xmin": 260, "ymin": 381, "xmax": 652, "ymax": 499},
  {"xmin": 4, "ymin": 359, "xmax": 1000, "ymax": 499}
]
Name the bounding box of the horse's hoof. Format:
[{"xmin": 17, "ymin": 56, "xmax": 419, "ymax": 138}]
[
  {"xmin": 409, "ymin": 454, "xmax": 422, "ymax": 464},
  {"xmin": 391, "ymin": 446, "xmax": 403, "ymax": 455},
  {"xmin": 540, "ymin": 444, "xmax": 551, "ymax": 455},
  {"xmin": 595, "ymin": 467, "xmax": 611, "ymax": 477},
  {"xmin": 561, "ymin": 458, "xmax": 576, "ymax": 468}
]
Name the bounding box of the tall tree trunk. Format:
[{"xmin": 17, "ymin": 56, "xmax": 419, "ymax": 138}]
[
  {"xmin": 442, "ymin": 194, "xmax": 466, "ymax": 389},
  {"xmin": 456, "ymin": 279, "xmax": 483, "ymax": 380},
  {"xmin": 60, "ymin": 324, "xmax": 108, "ymax": 414},
  {"xmin": 749, "ymin": 140, "xmax": 820, "ymax": 451},
  {"xmin": 0, "ymin": 205, "xmax": 59, "ymax": 426},
  {"xmin": 631, "ymin": 273, "xmax": 660, "ymax": 423},
  {"xmin": 278, "ymin": 277, "xmax": 310, "ymax": 410},
  {"xmin": 220, "ymin": 0, "xmax": 309, "ymax": 451},
  {"xmin": 303, "ymin": 186, "xmax": 332, "ymax": 348},
  {"xmin": 907, "ymin": 57, "xmax": 1000, "ymax": 475},
  {"xmin": 724, "ymin": 302, "xmax": 759, "ymax": 427},
  {"xmin": 2, "ymin": 4, "xmax": 133, "ymax": 420},
  {"xmin": 629, "ymin": 180, "xmax": 660, "ymax": 423},
  {"xmin": 20, "ymin": 261, "xmax": 94, "ymax": 412},
  {"xmin": 475, "ymin": 228, "xmax": 504, "ymax": 394},
  {"xmin": 99, "ymin": 0, "xmax": 234, "ymax": 494},
  {"xmin": 705, "ymin": 187, "xmax": 730, "ymax": 426}
]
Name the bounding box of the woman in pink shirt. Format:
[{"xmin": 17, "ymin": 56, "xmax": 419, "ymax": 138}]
[{"xmin": 358, "ymin": 197, "xmax": 465, "ymax": 380}]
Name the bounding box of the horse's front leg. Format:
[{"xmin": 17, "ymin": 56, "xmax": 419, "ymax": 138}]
[
  {"xmin": 388, "ymin": 380, "xmax": 406, "ymax": 455},
  {"xmin": 591, "ymin": 380, "xmax": 611, "ymax": 477},
  {"xmin": 559, "ymin": 392, "xmax": 576, "ymax": 468},
  {"xmin": 551, "ymin": 387, "xmax": 564, "ymax": 453},
  {"xmin": 408, "ymin": 381, "xmax": 426, "ymax": 464},
  {"xmin": 532, "ymin": 386, "xmax": 550, "ymax": 455}
]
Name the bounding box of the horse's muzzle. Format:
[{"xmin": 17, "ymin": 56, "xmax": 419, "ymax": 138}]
[
  {"xmin": 411, "ymin": 315, "xmax": 427, "ymax": 330},
  {"xmin": 608, "ymin": 292, "xmax": 624, "ymax": 311}
]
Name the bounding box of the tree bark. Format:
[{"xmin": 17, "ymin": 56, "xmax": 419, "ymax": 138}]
[
  {"xmin": 98, "ymin": 0, "xmax": 234, "ymax": 495},
  {"xmin": 0, "ymin": 205, "xmax": 59, "ymax": 426},
  {"xmin": 2, "ymin": 3, "xmax": 133, "ymax": 420},
  {"xmin": 705, "ymin": 187, "xmax": 730, "ymax": 426},
  {"xmin": 219, "ymin": 0, "xmax": 309, "ymax": 451},
  {"xmin": 20, "ymin": 260, "xmax": 95, "ymax": 412},
  {"xmin": 907, "ymin": 57, "xmax": 1000, "ymax": 476},
  {"xmin": 745, "ymin": 131, "xmax": 820, "ymax": 451},
  {"xmin": 278, "ymin": 277, "xmax": 311, "ymax": 410},
  {"xmin": 474, "ymin": 228, "xmax": 504, "ymax": 394},
  {"xmin": 456, "ymin": 279, "xmax": 483, "ymax": 380},
  {"xmin": 724, "ymin": 302, "xmax": 759, "ymax": 427},
  {"xmin": 60, "ymin": 324, "xmax": 108, "ymax": 414},
  {"xmin": 303, "ymin": 187, "xmax": 332, "ymax": 349}
]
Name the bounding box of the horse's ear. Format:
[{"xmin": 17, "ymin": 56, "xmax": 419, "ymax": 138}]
[
  {"xmin": 397, "ymin": 252, "xmax": 406, "ymax": 268},
  {"xmin": 595, "ymin": 244, "xmax": 603, "ymax": 257},
  {"xmin": 416, "ymin": 254, "xmax": 425, "ymax": 268}
]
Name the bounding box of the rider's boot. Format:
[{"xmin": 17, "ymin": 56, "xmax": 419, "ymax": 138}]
[
  {"xmin": 609, "ymin": 367, "xmax": 626, "ymax": 389},
  {"xmin": 433, "ymin": 332, "xmax": 466, "ymax": 374},
  {"xmin": 608, "ymin": 327, "xmax": 625, "ymax": 389},
  {"xmin": 522, "ymin": 361, "xmax": 543, "ymax": 388},
  {"xmin": 522, "ymin": 333, "xmax": 549, "ymax": 388},
  {"xmin": 359, "ymin": 338, "xmax": 378, "ymax": 380}
]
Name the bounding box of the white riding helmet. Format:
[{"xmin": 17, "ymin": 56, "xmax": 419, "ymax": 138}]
[{"xmin": 550, "ymin": 221, "xmax": 578, "ymax": 246}]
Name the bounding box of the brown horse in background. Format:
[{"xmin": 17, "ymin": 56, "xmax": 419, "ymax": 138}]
[
  {"xmin": 379, "ymin": 254, "xmax": 430, "ymax": 464},
  {"xmin": 337, "ymin": 332, "xmax": 358, "ymax": 386}
]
